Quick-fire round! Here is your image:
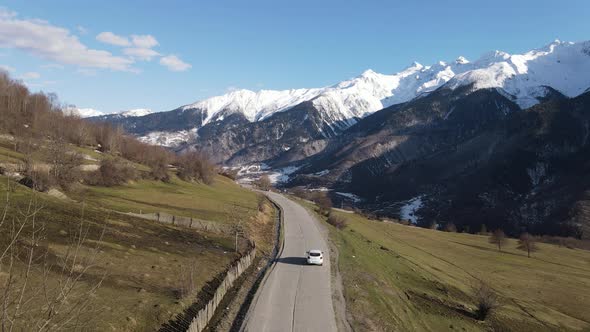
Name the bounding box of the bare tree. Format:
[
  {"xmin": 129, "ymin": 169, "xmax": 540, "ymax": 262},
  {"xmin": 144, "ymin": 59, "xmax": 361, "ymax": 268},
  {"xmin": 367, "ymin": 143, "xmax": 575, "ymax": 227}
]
[
  {"xmin": 472, "ymin": 280, "xmax": 500, "ymax": 320},
  {"xmin": 444, "ymin": 222, "xmax": 457, "ymax": 233},
  {"xmin": 96, "ymin": 123, "xmax": 123, "ymax": 154},
  {"xmin": 517, "ymin": 232, "xmax": 538, "ymax": 258},
  {"xmin": 256, "ymin": 175, "xmax": 272, "ymax": 191},
  {"xmin": 489, "ymin": 229, "xmax": 507, "ymax": 252},
  {"xmin": 176, "ymin": 151, "xmax": 216, "ymax": 185},
  {"xmin": 44, "ymin": 139, "xmax": 83, "ymax": 190},
  {"xmin": 147, "ymin": 153, "xmax": 170, "ymax": 182},
  {"xmin": 0, "ymin": 190, "xmax": 105, "ymax": 331},
  {"xmin": 313, "ymin": 192, "xmax": 332, "ymax": 216}
]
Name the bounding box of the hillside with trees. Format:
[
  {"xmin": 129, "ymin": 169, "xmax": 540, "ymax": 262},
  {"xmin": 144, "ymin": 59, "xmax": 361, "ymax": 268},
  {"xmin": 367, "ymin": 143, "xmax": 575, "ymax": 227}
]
[{"xmin": 0, "ymin": 70, "xmax": 276, "ymax": 330}]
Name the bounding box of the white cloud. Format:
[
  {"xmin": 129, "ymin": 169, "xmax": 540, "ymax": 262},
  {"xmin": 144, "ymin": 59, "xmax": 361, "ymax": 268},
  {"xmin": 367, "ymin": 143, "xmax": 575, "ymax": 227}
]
[
  {"xmin": 21, "ymin": 71, "xmax": 40, "ymax": 79},
  {"xmin": 0, "ymin": 8, "xmax": 16, "ymax": 19},
  {"xmin": 76, "ymin": 68, "xmax": 98, "ymax": 76},
  {"xmin": 123, "ymin": 47, "xmax": 160, "ymax": 61},
  {"xmin": 0, "ymin": 64, "xmax": 14, "ymax": 72},
  {"xmin": 96, "ymin": 31, "xmax": 130, "ymax": 46},
  {"xmin": 131, "ymin": 34, "xmax": 158, "ymax": 48},
  {"xmin": 41, "ymin": 63, "xmax": 64, "ymax": 70},
  {"xmin": 0, "ymin": 11, "xmax": 134, "ymax": 71},
  {"xmin": 76, "ymin": 25, "xmax": 87, "ymax": 35},
  {"xmin": 160, "ymin": 55, "xmax": 191, "ymax": 72}
]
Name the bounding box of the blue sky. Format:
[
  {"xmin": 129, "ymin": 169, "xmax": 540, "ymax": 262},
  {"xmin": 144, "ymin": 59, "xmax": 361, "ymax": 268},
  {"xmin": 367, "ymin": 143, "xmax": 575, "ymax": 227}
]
[{"xmin": 1, "ymin": 0, "xmax": 589, "ymax": 114}]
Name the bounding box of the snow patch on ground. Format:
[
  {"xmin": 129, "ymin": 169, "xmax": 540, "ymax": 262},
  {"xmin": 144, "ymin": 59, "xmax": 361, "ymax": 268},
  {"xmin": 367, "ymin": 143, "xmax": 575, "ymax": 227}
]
[
  {"xmin": 400, "ymin": 196, "xmax": 424, "ymax": 224},
  {"xmin": 227, "ymin": 163, "xmax": 299, "ymax": 185},
  {"xmin": 267, "ymin": 166, "xmax": 300, "ymax": 184},
  {"xmin": 138, "ymin": 129, "xmax": 196, "ymax": 147},
  {"xmin": 335, "ymin": 192, "xmax": 362, "ymax": 202},
  {"xmin": 309, "ymin": 187, "xmax": 330, "ymax": 192}
]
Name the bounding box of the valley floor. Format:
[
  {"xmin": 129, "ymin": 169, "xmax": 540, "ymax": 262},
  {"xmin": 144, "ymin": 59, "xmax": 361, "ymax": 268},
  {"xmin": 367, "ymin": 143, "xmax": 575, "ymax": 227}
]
[{"xmin": 306, "ymin": 203, "xmax": 590, "ymax": 331}]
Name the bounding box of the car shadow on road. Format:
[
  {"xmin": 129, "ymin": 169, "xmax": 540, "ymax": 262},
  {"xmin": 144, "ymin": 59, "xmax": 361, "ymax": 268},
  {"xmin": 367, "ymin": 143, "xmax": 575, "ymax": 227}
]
[{"xmin": 277, "ymin": 256, "xmax": 308, "ymax": 266}]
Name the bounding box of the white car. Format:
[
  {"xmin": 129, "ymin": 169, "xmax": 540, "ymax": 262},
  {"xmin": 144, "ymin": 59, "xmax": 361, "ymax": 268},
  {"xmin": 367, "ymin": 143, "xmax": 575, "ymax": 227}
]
[{"xmin": 306, "ymin": 249, "xmax": 324, "ymax": 265}]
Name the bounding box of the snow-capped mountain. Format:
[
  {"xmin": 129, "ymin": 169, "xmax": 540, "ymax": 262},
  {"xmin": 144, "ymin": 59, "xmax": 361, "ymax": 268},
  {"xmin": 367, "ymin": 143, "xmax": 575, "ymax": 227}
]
[
  {"xmin": 95, "ymin": 39, "xmax": 590, "ymax": 165},
  {"xmin": 447, "ymin": 40, "xmax": 590, "ymax": 107},
  {"xmin": 118, "ymin": 108, "xmax": 153, "ymax": 117},
  {"xmin": 181, "ymin": 88, "xmax": 323, "ymax": 124},
  {"xmin": 68, "ymin": 107, "xmax": 153, "ymax": 118},
  {"xmin": 176, "ymin": 39, "xmax": 590, "ymax": 131},
  {"xmin": 64, "ymin": 107, "xmax": 104, "ymax": 118}
]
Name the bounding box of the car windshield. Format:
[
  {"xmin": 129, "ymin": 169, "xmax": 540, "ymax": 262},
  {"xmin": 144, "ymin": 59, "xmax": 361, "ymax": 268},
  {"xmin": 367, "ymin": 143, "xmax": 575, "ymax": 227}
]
[{"xmin": 309, "ymin": 252, "xmax": 321, "ymax": 257}]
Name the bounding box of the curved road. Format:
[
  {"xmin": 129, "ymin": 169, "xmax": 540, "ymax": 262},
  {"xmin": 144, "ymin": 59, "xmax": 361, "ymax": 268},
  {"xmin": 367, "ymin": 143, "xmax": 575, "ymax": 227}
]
[{"xmin": 243, "ymin": 191, "xmax": 337, "ymax": 332}]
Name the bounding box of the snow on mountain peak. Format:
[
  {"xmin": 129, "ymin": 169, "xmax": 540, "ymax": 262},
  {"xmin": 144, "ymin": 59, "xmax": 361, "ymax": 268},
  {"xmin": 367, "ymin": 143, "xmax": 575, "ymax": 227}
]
[
  {"xmin": 172, "ymin": 39, "xmax": 590, "ymax": 132},
  {"xmin": 361, "ymin": 69, "xmax": 378, "ymax": 77},
  {"xmin": 455, "ymin": 56, "xmax": 469, "ymax": 65},
  {"xmin": 120, "ymin": 108, "xmax": 153, "ymax": 117},
  {"xmin": 64, "ymin": 107, "xmax": 104, "ymax": 118},
  {"xmin": 182, "ymin": 87, "xmax": 324, "ymax": 124},
  {"xmin": 448, "ymin": 39, "xmax": 590, "ymax": 107}
]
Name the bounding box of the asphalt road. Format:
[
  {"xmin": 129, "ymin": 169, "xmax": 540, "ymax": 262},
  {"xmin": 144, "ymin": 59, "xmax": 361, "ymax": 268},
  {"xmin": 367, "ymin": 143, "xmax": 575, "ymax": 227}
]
[{"xmin": 243, "ymin": 191, "xmax": 337, "ymax": 332}]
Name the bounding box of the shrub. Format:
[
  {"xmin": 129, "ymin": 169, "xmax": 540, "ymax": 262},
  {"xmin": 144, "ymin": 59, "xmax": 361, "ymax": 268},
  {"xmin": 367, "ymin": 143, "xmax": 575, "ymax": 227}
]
[
  {"xmin": 291, "ymin": 187, "xmax": 309, "ymax": 200},
  {"xmin": 220, "ymin": 168, "xmax": 239, "ymax": 180},
  {"xmin": 87, "ymin": 158, "xmax": 137, "ymax": 187},
  {"xmin": 472, "ymin": 280, "xmax": 500, "ymax": 320},
  {"xmin": 19, "ymin": 169, "xmax": 54, "ymax": 192},
  {"xmin": 257, "ymin": 195, "xmax": 267, "ymax": 212},
  {"xmin": 479, "ymin": 224, "xmax": 488, "ymax": 235},
  {"xmin": 327, "ymin": 212, "xmax": 348, "ymax": 230}
]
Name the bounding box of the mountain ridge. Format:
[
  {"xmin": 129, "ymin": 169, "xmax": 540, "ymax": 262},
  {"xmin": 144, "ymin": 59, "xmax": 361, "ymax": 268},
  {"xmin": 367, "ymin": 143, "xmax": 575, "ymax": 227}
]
[{"xmin": 93, "ymin": 39, "xmax": 590, "ymax": 157}]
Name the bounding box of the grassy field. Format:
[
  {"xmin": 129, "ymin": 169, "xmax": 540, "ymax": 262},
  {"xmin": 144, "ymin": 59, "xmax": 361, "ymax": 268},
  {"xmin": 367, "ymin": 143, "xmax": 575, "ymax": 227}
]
[
  {"xmin": 304, "ymin": 202, "xmax": 590, "ymax": 331},
  {"xmin": 82, "ymin": 175, "xmax": 259, "ymax": 224},
  {"xmin": 0, "ymin": 174, "xmax": 266, "ymax": 331},
  {"xmin": 0, "ymin": 139, "xmax": 24, "ymax": 163}
]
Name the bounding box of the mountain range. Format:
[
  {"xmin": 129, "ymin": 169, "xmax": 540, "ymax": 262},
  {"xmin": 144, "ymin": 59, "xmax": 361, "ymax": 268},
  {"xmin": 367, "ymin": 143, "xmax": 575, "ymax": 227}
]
[{"xmin": 93, "ymin": 39, "xmax": 590, "ymax": 238}]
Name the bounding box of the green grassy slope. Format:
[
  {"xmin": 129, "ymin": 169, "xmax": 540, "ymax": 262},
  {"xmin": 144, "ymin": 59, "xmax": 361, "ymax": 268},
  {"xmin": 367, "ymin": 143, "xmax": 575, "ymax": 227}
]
[
  {"xmin": 0, "ymin": 174, "xmax": 262, "ymax": 330},
  {"xmin": 83, "ymin": 175, "xmax": 258, "ymax": 224},
  {"xmin": 312, "ymin": 205, "xmax": 590, "ymax": 331}
]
